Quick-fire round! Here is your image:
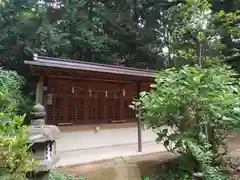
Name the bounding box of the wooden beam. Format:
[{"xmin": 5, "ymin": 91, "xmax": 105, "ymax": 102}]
[
  {"xmin": 48, "ymin": 75, "xmax": 131, "ymax": 84},
  {"xmin": 29, "ymin": 66, "xmax": 154, "ymax": 83},
  {"xmin": 36, "ymin": 76, "xmax": 44, "ymax": 104}
]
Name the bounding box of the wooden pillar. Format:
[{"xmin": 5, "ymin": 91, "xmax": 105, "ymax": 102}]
[
  {"xmin": 137, "ymin": 82, "xmax": 142, "ymax": 152},
  {"xmin": 36, "ymin": 76, "xmax": 44, "ymax": 105},
  {"xmin": 43, "ymin": 86, "xmax": 48, "ymax": 124}
]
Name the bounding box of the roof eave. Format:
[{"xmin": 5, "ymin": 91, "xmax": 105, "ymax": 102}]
[{"xmin": 25, "ymin": 60, "xmax": 156, "ymax": 78}]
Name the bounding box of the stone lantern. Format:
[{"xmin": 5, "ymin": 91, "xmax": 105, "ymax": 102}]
[{"xmin": 29, "ymin": 103, "xmax": 61, "ymax": 180}]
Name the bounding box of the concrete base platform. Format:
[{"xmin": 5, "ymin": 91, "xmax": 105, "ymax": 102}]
[
  {"xmin": 56, "ymin": 141, "xmax": 166, "ymax": 167},
  {"xmin": 55, "ymin": 124, "xmax": 166, "ymax": 167}
]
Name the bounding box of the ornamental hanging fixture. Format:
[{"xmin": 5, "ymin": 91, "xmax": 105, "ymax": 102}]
[
  {"xmin": 71, "ymin": 86, "xmax": 74, "ymax": 93},
  {"xmin": 122, "ymin": 89, "xmax": 126, "ymax": 96},
  {"xmin": 33, "ymin": 53, "xmax": 38, "ymax": 60}
]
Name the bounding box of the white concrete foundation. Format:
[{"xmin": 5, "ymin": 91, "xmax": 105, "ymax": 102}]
[{"xmin": 56, "ymin": 126, "xmax": 167, "ymax": 167}]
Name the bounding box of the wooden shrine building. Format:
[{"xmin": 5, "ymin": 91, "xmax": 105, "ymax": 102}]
[{"xmin": 25, "ymin": 55, "xmax": 155, "ymax": 126}]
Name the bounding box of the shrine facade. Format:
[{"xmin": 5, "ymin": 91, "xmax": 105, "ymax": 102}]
[{"xmin": 25, "ymin": 56, "xmax": 155, "ymax": 126}]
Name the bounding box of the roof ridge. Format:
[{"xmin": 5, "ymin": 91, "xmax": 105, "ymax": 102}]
[{"xmin": 37, "ymin": 56, "xmax": 156, "ymax": 73}]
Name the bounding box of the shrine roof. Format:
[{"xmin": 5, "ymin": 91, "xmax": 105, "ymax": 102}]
[{"xmin": 25, "ymin": 55, "xmax": 156, "ymax": 78}]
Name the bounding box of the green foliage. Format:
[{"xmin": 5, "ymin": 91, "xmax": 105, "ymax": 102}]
[
  {"xmin": 0, "ymin": 70, "xmax": 36, "ymax": 179},
  {"xmin": 133, "ymin": 64, "xmax": 240, "ymax": 178},
  {"xmin": 0, "ymin": 0, "xmax": 180, "ymax": 76},
  {"xmin": 49, "ymin": 171, "xmax": 85, "ymax": 180},
  {"xmin": 0, "ymin": 0, "xmax": 238, "ymax": 76},
  {"xmin": 156, "ymin": 0, "xmax": 239, "ymax": 69},
  {"xmin": 211, "ymin": 0, "xmax": 240, "ymax": 71},
  {"xmin": 16, "ymin": 97, "xmax": 34, "ymax": 125},
  {"xmin": 0, "ymin": 70, "xmax": 24, "ymax": 112},
  {"xmin": 0, "ymin": 0, "xmax": 238, "ymax": 99},
  {"xmin": 142, "ymin": 176, "xmax": 151, "ymax": 180},
  {"xmin": 142, "ymin": 157, "xmax": 196, "ymax": 179},
  {"xmin": 137, "ymin": 64, "xmax": 240, "ymax": 136},
  {"xmin": 186, "ymin": 141, "xmax": 227, "ymax": 180},
  {"xmin": 0, "ymin": 70, "xmax": 34, "ymax": 123},
  {"xmin": 147, "ymin": 154, "xmax": 226, "ymax": 180},
  {"xmin": 132, "ymin": 2, "xmax": 240, "ymax": 179},
  {"xmin": 0, "ymin": 113, "xmax": 36, "ymax": 180}
]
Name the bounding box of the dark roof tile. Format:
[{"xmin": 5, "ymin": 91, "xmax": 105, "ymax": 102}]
[{"xmin": 25, "ymin": 56, "xmax": 156, "ymax": 78}]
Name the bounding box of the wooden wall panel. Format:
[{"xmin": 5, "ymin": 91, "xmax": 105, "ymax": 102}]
[
  {"xmin": 54, "ymin": 97, "xmax": 64, "ymax": 124},
  {"xmin": 140, "ymin": 83, "xmax": 151, "ymax": 92},
  {"xmin": 46, "ymin": 78, "xmax": 140, "ymax": 125}
]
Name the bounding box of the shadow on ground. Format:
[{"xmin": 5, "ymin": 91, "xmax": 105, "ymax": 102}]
[{"xmin": 57, "ymin": 151, "xmax": 176, "ymax": 180}]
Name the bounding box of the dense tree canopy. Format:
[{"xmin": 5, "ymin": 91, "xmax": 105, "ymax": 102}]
[
  {"xmin": 0, "ymin": 0, "xmax": 239, "ymax": 74},
  {"xmin": 211, "ymin": 0, "xmax": 240, "ymax": 71}
]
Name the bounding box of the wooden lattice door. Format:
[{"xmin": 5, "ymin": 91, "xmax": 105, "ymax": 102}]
[
  {"xmin": 54, "ymin": 96, "xmax": 67, "ymax": 125},
  {"xmin": 106, "ymin": 90, "xmax": 121, "ymax": 121},
  {"xmin": 67, "ymin": 98, "xmax": 85, "ymax": 124},
  {"xmin": 88, "ymin": 90, "xmax": 105, "ymax": 122},
  {"xmin": 46, "ymin": 78, "xmax": 143, "ymax": 125}
]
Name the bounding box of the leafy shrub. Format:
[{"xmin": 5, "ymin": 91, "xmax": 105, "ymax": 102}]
[
  {"xmin": 0, "ymin": 113, "xmax": 36, "ymax": 180},
  {"xmin": 132, "ymin": 64, "xmax": 240, "ymax": 179},
  {"xmin": 0, "ymin": 70, "xmax": 34, "ymax": 123},
  {"xmin": 131, "ymin": 0, "xmax": 240, "ymax": 178},
  {"xmin": 0, "ymin": 70, "xmax": 24, "ymax": 112},
  {"xmin": 0, "ymin": 70, "xmax": 36, "ymax": 179},
  {"xmin": 49, "ymin": 171, "xmax": 86, "ymax": 180},
  {"xmin": 16, "ymin": 97, "xmax": 34, "ymax": 125}
]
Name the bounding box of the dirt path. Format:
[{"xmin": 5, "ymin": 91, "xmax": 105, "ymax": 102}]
[
  {"xmin": 57, "ymin": 151, "xmax": 176, "ymax": 180},
  {"xmin": 226, "ymin": 134, "xmax": 240, "ymax": 157},
  {"xmin": 57, "ymin": 134, "xmax": 240, "ymax": 180}
]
